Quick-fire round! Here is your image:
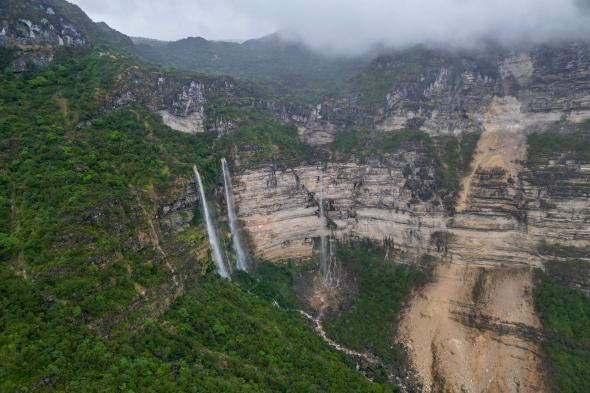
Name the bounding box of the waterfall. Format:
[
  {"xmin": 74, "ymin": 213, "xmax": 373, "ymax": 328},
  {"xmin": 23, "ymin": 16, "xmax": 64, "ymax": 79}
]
[
  {"xmin": 319, "ymin": 171, "xmax": 341, "ymax": 287},
  {"xmin": 221, "ymin": 158, "xmax": 249, "ymax": 271},
  {"xmin": 319, "ymin": 173, "xmax": 329, "ymax": 280},
  {"xmin": 193, "ymin": 165, "xmax": 230, "ymax": 278}
]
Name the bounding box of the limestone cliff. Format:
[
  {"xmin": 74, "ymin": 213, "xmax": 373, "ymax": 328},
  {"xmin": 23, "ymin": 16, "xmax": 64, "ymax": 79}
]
[
  {"xmin": 233, "ymin": 153, "xmax": 445, "ymax": 261},
  {"xmin": 286, "ymin": 43, "xmax": 590, "ymax": 145},
  {"xmin": 227, "ymin": 44, "xmax": 590, "ymax": 393},
  {"xmin": 109, "ymin": 69, "xmax": 239, "ymax": 134}
]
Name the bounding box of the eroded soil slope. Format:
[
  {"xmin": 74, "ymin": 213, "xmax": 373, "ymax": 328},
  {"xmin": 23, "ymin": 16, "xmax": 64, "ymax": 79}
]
[{"xmin": 399, "ymin": 97, "xmax": 547, "ymax": 393}]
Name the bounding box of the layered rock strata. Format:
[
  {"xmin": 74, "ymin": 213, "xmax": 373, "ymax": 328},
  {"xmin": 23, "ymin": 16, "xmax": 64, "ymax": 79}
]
[
  {"xmin": 232, "ymin": 97, "xmax": 590, "ymax": 392},
  {"xmin": 287, "ymin": 43, "xmax": 590, "ymax": 145},
  {"xmin": 233, "ymin": 153, "xmax": 446, "ymax": 261}
]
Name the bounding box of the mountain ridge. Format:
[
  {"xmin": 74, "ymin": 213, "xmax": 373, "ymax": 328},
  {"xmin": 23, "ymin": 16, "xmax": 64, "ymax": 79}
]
[{"xmin": 1, "ymin": 1, "xmax": 589, "ymax": 392}]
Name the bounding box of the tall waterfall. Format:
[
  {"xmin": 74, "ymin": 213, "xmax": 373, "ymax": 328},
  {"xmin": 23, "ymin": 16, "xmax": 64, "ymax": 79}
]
[
  {"xmin": 193, "ymin": 165, "xmax": 230, "ymax": 278},
  {"xmin": 319, "ymin": 173, "xmax": 329, "ymax": 280},
  {"xmin": 319, "ymin": 172, "xmax": 340, "ymax": 287},
  {"xmin": 221, "ymin": 158, "xmax": 249, "ymax": 271}
]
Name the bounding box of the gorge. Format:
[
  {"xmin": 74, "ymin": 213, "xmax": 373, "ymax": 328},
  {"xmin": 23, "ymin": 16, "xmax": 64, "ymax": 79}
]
[{"xmin": 1, "ymin": 0, "xmax": 589, "ymax": 392}]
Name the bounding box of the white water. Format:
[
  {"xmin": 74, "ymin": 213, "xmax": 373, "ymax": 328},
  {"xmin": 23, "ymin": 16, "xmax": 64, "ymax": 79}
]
[
  {"xmin": 319, "ymin": 173, "xmax": 329, "ymax": 280},
  {"xmin": 298, "ymin": 310, "xmax": 378, "ymax": 365},
  {"xmin": 221, "ymin": 158, "xmax": 249, "ymax": 271},
  {"xmin": 193, "ymin": 165, "xmax": 230, "ymax": 278},
  {"xmin": 319, "ymin": 173, "xmax": 340, "ymax": 286}
]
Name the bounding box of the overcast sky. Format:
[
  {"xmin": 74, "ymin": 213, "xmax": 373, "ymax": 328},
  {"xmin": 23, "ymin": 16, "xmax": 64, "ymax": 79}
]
[{"xmin": 70, "ymin": 0, "xmax": 590, "ymax": 55}]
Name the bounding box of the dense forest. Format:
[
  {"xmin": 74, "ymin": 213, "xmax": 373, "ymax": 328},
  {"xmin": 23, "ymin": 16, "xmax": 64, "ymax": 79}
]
[
  {"xmin": 2, "ymin": 1, "xmax": 590, "ymax": 391},
  {"xmin": 0, "ymin": 47, "xmax": 392, "ymax": 392}
]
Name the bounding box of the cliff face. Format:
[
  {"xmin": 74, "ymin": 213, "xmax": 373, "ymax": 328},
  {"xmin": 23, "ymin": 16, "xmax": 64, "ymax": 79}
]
[
  {"xmin": 230, "ymin": 120, "xmax": 589, "ymax": 393},
  {"xmin": 3, "ymin": 2, "xmax": 588, "ymax": 390},
  {"xmin": 0, "ymin": 0, "xmax": 88, "ymax": 48},
  {"xmin": 0, "ymin": 0, "xmax": 246, "ymax": 136},
  {"xmin": 233, "ymin": 151, "xmax": 445, "ymax": 261},
  {"xmin": 109, "ymin": 69, "xmax": 239, "ymax": 134},
  {"xmin": 228, "ymin": 44, "xmax": 590, "ymax": 393},
  {"xmin": 287, "ymin": 43, "xmax": 590, "ymax": 145},
  {"xmin": 0, "ymin": 0, "xmax": 133, "ymax": 71}
]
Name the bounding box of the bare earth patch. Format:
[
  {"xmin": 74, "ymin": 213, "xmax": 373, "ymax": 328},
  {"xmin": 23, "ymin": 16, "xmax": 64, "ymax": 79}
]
[
  {"xmin": 399, "ymin": 263, "xmax": 545, "ymax": 393},
  {"xmin": 398, "ymin": 96, "xmax": 547, "ymax": 393}
]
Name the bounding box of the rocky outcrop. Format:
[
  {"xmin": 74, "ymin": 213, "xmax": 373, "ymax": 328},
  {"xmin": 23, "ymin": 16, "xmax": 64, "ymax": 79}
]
[
  {"xmin": 523, "ymin": 151, "xmax": 590, "ymax": 245},
  {"xmin": 157, "ymin": 180, "xmax": 199, "ymax": 234},
  {"xmin": 231, "ymin": 94, "xmax": 590, "ymax": 392},
  {"xmin": 0, "ymin": 0, "xmax": 132, "ymax": 71},
  {"xmin": 0, "ymin": 2, "xmax": 88, "ymax": 48},
  {"xmin": 108, "ymin": 70, "xmax": 239, "ymax": 134},
  {"xmin": 232, "ymin": 151, "xmax": 446, "ymax": 261},
  {"xmin": 286, "ymin": 43, "xmax": 590, "ymax": 146}
]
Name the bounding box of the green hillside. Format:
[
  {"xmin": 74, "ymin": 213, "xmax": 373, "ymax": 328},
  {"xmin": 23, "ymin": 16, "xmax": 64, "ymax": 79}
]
[
  {"xmin": 0, "ymin": 45, "xmax": 390, "ymax": 392},
  {"xmin": 134, "ymin": 35, "xmax": 368, "ymax": 103}
]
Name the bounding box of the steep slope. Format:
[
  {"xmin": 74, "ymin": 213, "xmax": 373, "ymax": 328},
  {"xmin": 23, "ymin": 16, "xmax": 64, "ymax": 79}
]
[
  {"xmin": 2, "ymin": 1, "xmax": 590, "ymax": 392},
  {"xmin": 0, "ymin": 1, "xmax": 393, "ymax": 392},
  {"xmin": 0, "ymin": 0, "xmax": 132, "ymax": 47},
  {"xmin": 133, "ymin": 34, "xmax": 369, "ymax": 102},
  {"xmin": 287, "ymin": 43, "xmax": 590, "ymax": 146},
  {"xmin": 0, "ymin": 0, "xmax": 133, "ymax": 71},
  {"xmin": 224, "ymin": 43, "xmax": 590, "ymax": 393}
]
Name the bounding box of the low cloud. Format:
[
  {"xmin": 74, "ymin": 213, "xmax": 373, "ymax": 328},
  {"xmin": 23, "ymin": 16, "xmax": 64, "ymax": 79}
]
[{"xmin": 71, "ymin": 0, "xmax": 590, "ymax": 55}]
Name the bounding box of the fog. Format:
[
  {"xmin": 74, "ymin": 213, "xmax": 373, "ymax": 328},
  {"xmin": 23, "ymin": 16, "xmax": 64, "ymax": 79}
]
[{"xmin": 71, "ymin": 0, "xmax": 590, "ymax": 55}]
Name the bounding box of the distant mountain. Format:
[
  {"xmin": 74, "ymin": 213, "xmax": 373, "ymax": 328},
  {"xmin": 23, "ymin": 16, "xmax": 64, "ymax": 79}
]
[{"xmin": 133, "ymin": 34, "xmax": 370, "ymax": 102}]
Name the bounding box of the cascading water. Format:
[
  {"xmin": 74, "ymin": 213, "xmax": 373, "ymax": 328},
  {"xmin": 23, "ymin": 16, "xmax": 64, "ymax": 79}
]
[
  {"xmin": 221, "ymin": 158, "xmax": 249, "ymax": 271},
  {"xmin": 319, "ymin": 172, "xmax": 340, "ymax": 287},
  {"xmin": 319, "ymin": 173, "xmax": 328, "ymax": 279},
  {"xmin": 193, "ymin": 165, "xmax": 230, "ymax": 278}
]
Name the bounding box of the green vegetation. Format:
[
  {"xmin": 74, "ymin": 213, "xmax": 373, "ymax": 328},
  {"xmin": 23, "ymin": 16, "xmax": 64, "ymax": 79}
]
[
  {"xmin": 324, "ymin": 245, "xmax": 426, "ymax": 370},
  {"xmin": 217, "ymin": 113, "xmax": 309, "ymax": 163},
  {"xmin": 205, "ymin": 101, "xmax": 245, "ymax": 122},
  {"xmin": 134, "ymin": 35, "xmax": 367, "ymax": 104},
  {"xmin": 0, "ymin": 52, "xmax": 220, "ymax": 319},
  {"xmin": 348, "ymin": 46, "xmax": 499, "ymax": 110},
  {"xmin": 2, "ymin": 267, "xmax": 391, "ymax": 392},
  {"xmin": 535, "ymin": 273, "xmax": 590, "ymax": 393},
  {"xmin": 233, "ymin": 261, "xmax": 304, "ymax": 309},
  {"xmin": 370, "ymin": 130, "xmax": 431, "ymax": 155},
  {"xmin": 0, "ymin": 46, "xmax": 388, "ymax": 391},
  {"xmin": 347, "ymin": 53, "xmax": 437, "ymax": 109},
  {"xmin": 528, "ymin": 130, "xmax": 590, "ymax": 161},
  {"xmin": 331, "ymin": 129, "xmax": 432, "ymax": 160},
  {"xmin": 3, "ymin": 0, "xmax": 133, "ymax": 50},
  {"xmin": 536, "ymin": 275, "xmax": 590, "ymax": 345},
  {"xmin": 432, "ymin": 133, "xmax": 480, "ymax": 204},
  {"xmin": 0, "ymin": 48, "xmax": 17, "ymax": 70},
  {"xmin": 538, "ymin": 240, "xmax": 590, "ymax": 259},
  {"xmin": 542, "ymin": 342, "xmax": 590, "ymax": 393},
  {"xmin": 330, "ymin": 129, "xmax": 365, "ymax": 159},
  {"xmin": 331, "ymin": 129, "xmax": 480, "ymax": 207}
]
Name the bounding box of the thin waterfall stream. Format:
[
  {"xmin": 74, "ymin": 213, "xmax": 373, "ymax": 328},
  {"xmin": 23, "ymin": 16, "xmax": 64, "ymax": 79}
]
[
  {"xmin": 319, "ymin": 172, "xmax": 329, "ymax": 280},
  {"xmin": 319, "ymin": 171, "xmax": 340, "ymax": 287},
  {"xmin": 193, "ymin": 165, "xmax": 230, "ymax": 278},
  {"xmin": 221, "ymin": 158, "xmax": 249, "ymax": 271}
]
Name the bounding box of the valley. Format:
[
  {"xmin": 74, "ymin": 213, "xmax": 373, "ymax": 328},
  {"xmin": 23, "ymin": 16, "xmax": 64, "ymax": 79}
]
[{"xmin": 1, "ymin": 0, "xmax": 590, "ymax": 392}]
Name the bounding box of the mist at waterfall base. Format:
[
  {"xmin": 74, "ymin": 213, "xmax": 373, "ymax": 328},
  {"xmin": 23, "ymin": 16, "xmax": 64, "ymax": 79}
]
[
  {"xmin": 193, "ymin": 165, "xmax": 230, "ymax": 278},
  {"xmin": 221, "ymin": 158, "xmax": 249, "ymax": 271}
]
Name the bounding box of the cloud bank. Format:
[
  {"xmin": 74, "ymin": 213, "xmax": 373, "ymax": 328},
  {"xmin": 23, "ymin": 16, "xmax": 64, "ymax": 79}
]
[{"xmin": 71, "ymin": 0, "xmax": 590, "ymax": 55}]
